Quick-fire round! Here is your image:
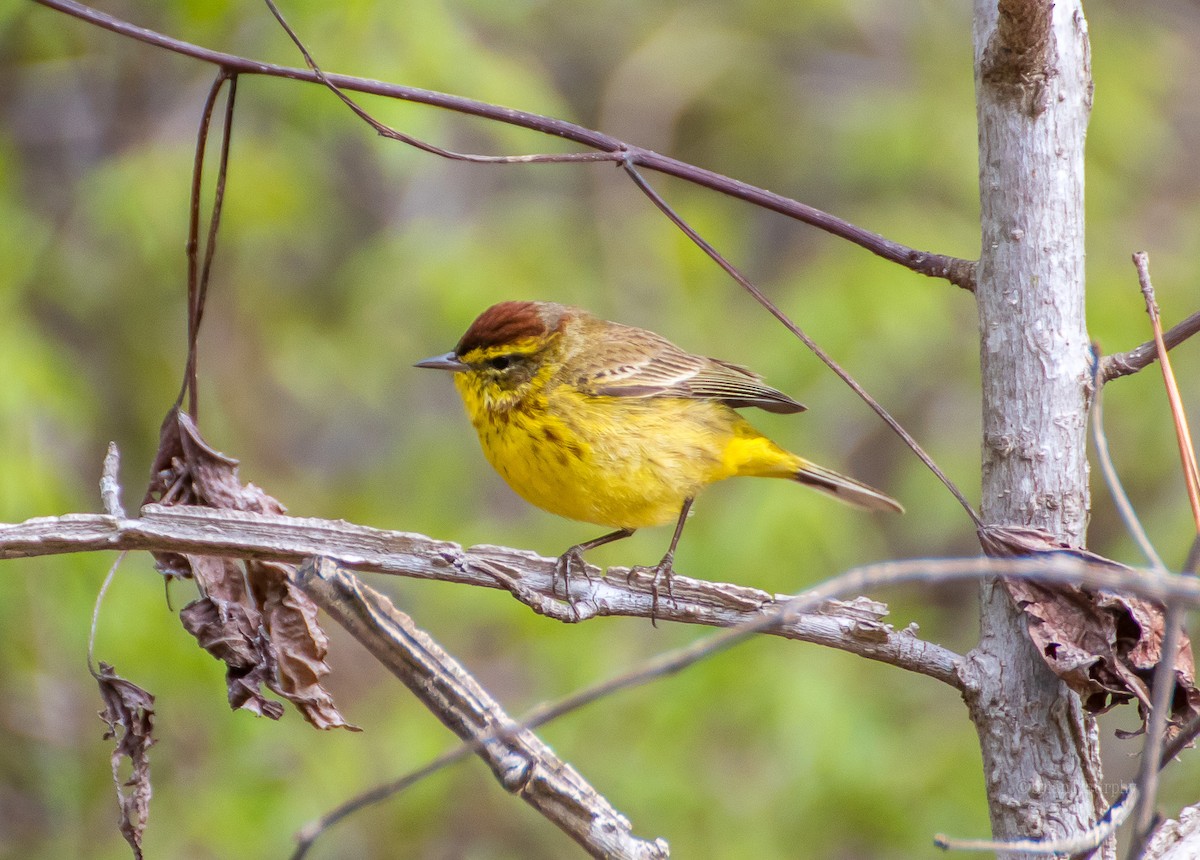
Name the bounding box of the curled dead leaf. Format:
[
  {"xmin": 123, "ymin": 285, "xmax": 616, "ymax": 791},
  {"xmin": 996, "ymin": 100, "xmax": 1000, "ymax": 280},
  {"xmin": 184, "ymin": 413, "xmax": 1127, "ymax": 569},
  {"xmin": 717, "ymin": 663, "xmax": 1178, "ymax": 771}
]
[
  {"xmin": 95, "ymin": 662, "xmax": 155, "ymax": 860},
  {"xmin": 979, "ymin": 524, "xmax": 1200, "ymax": 735}
]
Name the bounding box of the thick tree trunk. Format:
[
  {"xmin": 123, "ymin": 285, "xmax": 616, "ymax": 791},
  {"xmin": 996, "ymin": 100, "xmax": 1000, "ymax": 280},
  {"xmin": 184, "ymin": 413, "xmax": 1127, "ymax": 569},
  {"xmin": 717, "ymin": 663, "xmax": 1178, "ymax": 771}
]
[{"xmin": 965, "ymin": 1, "xmax": 1106, "ymax": 856}]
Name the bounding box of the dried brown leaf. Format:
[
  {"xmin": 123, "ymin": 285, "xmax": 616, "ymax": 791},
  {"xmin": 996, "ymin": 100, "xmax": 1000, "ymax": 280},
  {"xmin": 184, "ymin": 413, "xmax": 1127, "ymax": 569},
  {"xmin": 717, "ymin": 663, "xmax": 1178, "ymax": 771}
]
[
  {"xmin": 143, "ymin": 408, "xmax": 285, "ymax": 516},
  {"xmin": 179, "ymin": 595, "xmax": 285, "ymax": 720},
  {"xmin": 145, "ymin": 407, "xmax": 354, "ymax": 729},
  {"xmin": 251, "ymin": 560, "xmax": 358, "ymax": 731},
  {"xmin": 980, "ymin": 525, "xmax": 1200, "ymax": 733},
  {"xmin": 95, "ymin": 662, "xmax": 155, "ymax": 860}
]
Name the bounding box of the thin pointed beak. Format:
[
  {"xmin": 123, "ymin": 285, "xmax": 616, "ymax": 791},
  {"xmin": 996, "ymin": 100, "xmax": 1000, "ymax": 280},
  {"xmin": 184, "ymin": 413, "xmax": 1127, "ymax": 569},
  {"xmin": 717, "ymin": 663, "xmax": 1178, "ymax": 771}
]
[{"xmin": 415, "ymin": 352, "xmax": 469, "ymax": 372}]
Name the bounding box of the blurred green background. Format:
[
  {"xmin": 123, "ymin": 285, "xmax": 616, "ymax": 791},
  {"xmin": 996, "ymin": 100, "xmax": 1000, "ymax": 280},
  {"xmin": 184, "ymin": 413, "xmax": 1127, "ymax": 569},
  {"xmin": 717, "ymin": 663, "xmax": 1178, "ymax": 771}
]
[{"xmin": 3, "ymin": 1, "xmax": 1199, "ymax": 857}]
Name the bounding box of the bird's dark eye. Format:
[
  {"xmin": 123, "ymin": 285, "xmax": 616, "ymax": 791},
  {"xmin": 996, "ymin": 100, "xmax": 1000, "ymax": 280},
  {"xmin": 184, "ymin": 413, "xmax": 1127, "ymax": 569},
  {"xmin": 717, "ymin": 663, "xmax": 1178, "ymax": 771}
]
[{"xmin": 487, "ymin": 355, "xmax": 511, "ymax": 370}]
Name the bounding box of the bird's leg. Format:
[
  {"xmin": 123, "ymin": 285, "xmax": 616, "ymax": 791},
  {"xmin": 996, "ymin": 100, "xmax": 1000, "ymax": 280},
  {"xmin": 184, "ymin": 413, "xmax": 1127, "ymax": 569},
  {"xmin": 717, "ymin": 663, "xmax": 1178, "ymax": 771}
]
[
  {"xmin": 633, "ymin": 497, "xmax": 694, "ymax": 625},
  {"xmin": 555, "ymin": 527, "xmax": 635, "ymax": 601}
]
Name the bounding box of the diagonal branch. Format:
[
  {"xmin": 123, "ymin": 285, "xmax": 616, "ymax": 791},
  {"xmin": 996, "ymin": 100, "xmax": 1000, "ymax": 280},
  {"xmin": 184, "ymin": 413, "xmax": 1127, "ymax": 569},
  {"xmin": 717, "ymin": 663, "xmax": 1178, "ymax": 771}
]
[
  {"xmin": 294, "ymin": 557, "xmax": 668, "ymax": 860},
  {"xmin": 31, "ymin": 0, "xmax": 976, "ymax": 290},
  {"xmin": 621, "ymin": 159, "xmax": 982, "ymax": 528},
  {"xmin": 0, "ymin": 505, "xmax": 964, "ymax": 687}
]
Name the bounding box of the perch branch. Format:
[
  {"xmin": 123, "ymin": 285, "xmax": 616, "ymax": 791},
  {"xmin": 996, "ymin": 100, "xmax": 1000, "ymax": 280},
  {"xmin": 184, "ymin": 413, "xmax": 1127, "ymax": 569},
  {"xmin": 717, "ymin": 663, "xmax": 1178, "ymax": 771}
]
[
  {"xmin": 0, "ymin": 505, "xmax": 963, "ymax": 687},
  {"xmin": 32, "ymin": 0, "xmax": 976, "ymax": 290},
  {"xmin": 300, "ymin": 547, "xmax": 1200, "ymax": 853}
]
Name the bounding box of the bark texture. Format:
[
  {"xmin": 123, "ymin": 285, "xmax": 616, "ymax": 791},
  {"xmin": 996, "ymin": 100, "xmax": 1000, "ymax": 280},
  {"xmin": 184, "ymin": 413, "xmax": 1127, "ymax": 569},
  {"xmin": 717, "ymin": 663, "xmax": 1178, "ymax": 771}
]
[{"xmin": 967, "ymin": 0, "xmax": 1104, "ymax": 855}]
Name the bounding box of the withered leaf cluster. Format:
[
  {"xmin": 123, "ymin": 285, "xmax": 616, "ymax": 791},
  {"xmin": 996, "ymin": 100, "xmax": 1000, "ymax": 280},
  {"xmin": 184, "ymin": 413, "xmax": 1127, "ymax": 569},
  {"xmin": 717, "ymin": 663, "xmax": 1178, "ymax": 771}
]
[
  {"xmin": 143, "ymin": 408, "xmax": 357, "ymax": 731},
  {"xmin": 981, "ymin": 525, "xmax": 1200, "ymax": 734}
]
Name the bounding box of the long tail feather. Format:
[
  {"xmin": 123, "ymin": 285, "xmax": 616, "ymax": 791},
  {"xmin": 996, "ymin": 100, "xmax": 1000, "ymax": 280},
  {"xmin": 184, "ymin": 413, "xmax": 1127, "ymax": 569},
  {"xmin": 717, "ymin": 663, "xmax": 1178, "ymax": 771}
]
[{"xmin": 794, "ymin": 461, "xmax": 904, "ymax": 513}]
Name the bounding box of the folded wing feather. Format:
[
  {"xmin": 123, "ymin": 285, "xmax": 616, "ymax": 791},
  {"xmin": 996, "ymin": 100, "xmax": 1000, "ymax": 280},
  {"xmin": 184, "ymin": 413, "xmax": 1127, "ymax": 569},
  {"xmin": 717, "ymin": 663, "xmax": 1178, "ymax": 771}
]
[{"xmin": 577, "ymin": 325, "xmax": 806, "ymax": 414}]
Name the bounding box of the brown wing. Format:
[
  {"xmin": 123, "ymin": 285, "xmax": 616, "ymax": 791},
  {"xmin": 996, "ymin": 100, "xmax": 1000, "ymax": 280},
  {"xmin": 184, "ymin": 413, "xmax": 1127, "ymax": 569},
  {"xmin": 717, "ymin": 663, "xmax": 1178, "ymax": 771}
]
[{"xmin": 576, "ymin": 323, "xmax": 805, "ymax": 414}]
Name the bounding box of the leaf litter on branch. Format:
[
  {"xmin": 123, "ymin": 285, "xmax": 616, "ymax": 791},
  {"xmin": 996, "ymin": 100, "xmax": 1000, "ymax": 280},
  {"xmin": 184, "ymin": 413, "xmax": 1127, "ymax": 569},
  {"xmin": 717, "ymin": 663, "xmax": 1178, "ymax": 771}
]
[
  {"xmin": 144, "ymin": 407, "xmax": 358, "ymax": 731},
  {"xmin": 980, "ymin": 525, "xmax": 1200, "ymax": 737}
]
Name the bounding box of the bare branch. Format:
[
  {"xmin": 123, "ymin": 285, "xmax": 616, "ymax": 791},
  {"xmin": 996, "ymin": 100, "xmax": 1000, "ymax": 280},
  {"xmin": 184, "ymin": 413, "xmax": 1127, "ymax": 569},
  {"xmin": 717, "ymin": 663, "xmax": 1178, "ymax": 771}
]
[
  {"xmin": 31, "ymin": 0, "xmax": 976, "ymax": 289},
  {"xmin": 295, "ymin": 545, "xmax": 1191, "ymax": 857},
  {"xmin": 293, "ymin": 558, "xmax": 668, "ymax": 860},
  {"xmin": 298, "ymin": 546, "xmax": 1200, "ymax": 856},
  {"xmin": 0, "ymin": 505, "xmax": 963, "ymax": 686},
  {"xmin": 1101, "ymin": 308, "xmax": 1200, "ymax": 383}
]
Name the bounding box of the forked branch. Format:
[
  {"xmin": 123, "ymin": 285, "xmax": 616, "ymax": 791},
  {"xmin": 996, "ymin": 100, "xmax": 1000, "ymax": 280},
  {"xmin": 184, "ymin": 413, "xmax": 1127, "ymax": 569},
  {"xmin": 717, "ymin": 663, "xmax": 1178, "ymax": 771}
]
[{"xmin": 32, "ymin": 0, "xmax": 976, "ymax": 290}]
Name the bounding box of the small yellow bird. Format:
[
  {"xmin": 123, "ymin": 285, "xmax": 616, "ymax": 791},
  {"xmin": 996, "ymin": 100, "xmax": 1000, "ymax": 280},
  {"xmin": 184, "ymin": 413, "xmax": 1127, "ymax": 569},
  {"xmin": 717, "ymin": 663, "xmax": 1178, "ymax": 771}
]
[{"xmin": 417, "ymin": 301, "xmax": 902, "ymax": 606}]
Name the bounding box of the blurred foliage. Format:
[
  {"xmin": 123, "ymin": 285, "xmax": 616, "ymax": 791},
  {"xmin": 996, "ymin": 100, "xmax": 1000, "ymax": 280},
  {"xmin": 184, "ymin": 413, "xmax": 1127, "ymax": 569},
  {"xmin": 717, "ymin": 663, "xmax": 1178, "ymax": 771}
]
[{"xmin": 2, "ymin": 0, "xmax": 1199, "ymax": 857}]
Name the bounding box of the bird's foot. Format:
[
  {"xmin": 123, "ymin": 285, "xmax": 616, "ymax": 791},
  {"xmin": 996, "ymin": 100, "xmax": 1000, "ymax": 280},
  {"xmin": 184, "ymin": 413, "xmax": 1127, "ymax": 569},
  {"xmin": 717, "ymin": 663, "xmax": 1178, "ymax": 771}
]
[
  {"xmin": 629, "ymin": 552, "xmax": 676, "ymax": 626},
  {"xmin": 553, "ymin": 545, "xmax": 595, "ymax": 610}
]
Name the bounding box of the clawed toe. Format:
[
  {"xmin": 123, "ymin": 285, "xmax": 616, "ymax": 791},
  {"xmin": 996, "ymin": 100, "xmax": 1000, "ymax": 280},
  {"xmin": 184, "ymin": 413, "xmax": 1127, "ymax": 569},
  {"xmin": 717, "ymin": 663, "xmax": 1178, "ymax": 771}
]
[
  {"xmin": 553, "ymin": 550, "xmax": 579, "ymax": 600},
  {"xmin": 553, "ymin": 546, "xmax": 596, "ymax": 605},
  {"xmin": 631, "ymin": 555, "xmax": 676, "ymax": 626}
]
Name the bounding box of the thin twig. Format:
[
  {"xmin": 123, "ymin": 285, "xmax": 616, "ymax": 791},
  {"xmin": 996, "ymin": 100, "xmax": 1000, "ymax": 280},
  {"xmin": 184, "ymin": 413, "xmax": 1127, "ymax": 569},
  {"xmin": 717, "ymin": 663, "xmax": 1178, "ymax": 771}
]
[
  {"xmin": 1101, "ymin": 309, "xmax": 1200, "ymax": 383},
  {"xmin": 87, "ymin": 551, "xmax": 127, "ymax": 677},
  {"xmin": 619, "ymin": 158, "xmax": 981, "ymax": 528},
  {"xmin": 1186, "ymin": 535, "xmax": 1200, "ymax": 576},
  {"xmin": 264, "ymin": 0, "xmax": 621, "ymax": 166},
  {"xmin": 1089, "ymin": 347, "xmax": 1166, "ymax": 569},
  {"xmin": 292, "ymin": 739, "xmax": 479, "ymax": 857},
  {"xmin": 178, "ymin": 70, "xmax": 237, "ymax": 418},
  {"xmin": 32, "ymin": 0, "xmax": 976, "ymax": 289},
  {"xmin": 1160, "ymin": 705, "xmax": 1200, "ymax": 768},
  {"xmin": 934, "ymin": 786, "xmax": 1137, "ymax": 855},
  {"xmin": 1125, "ymin": 252, "xmax": 1199, "ymax": 858},
  {"xmin": 195, "ymin": 72, "xmax": 238, "ymax": 374},
  {"xmin": 1128, "ymin": 605, "xmax": 1183, "ymax": 859},
  {"xmin": 1134, "ymin": 253, "xmax": 1200, "ymax": 532}
]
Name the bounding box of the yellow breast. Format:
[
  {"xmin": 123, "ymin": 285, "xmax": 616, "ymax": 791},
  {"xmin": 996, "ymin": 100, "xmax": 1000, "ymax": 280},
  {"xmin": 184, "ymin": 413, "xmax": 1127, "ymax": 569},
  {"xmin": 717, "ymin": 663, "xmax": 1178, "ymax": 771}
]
[{"xmin": 453, "ymin": 372, "xmax": 800, "ymax": 530}]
